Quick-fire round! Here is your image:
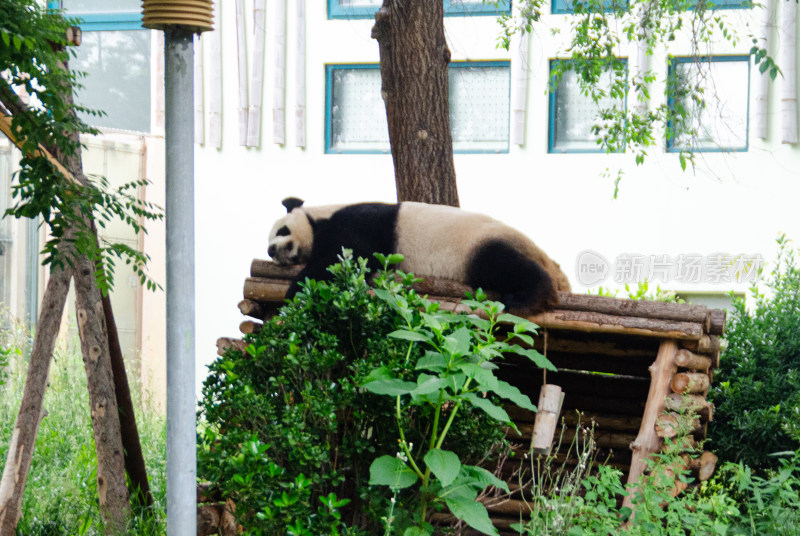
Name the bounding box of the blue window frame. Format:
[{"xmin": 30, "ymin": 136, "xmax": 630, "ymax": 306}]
[
  {"xmin": 328, "ymin": 0, "xmax": 511, "ymax": 20},
  {"xmin": 548, "ymin": 59, "xmax": 627, "ymax": 154},
  {"xmin": 325, "ymin": 61, "xmax": 511, "ymax": 154},
  {"xmin": 61, "ymin": 0, "xmax": 151, "ymax": 132},
  {"xmin": 552, "ymin": 0, "xmax": 745, "ymax": 14},
  {"xmin": 667, "ymin": 56, "xmax": 750, "ymax": 153},
  {"xmin": 552, "ymin": 0, "xmax": 626, "ymax": 15}
]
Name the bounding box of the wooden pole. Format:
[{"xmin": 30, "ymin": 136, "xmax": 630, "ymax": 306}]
[
  {"xmin": 235, "ymin": 0, "xmax": 249, "ymax": 145},
  {"xmin": 0, "ymin": 263, "xmax": 73, "ymax": 533},
  {"xmin": 74, "ymin": 253, "xmax": 130, "ymax": 531},
  {"xmin": 246, "ymin": 0, "xmax": 266, "ymax": 147},
  {"xmin": 623, "ymin": 339, "xmax": 678, "ymax": 512},
  {"xmin": 530, "ymin": 384, "xmax": 563, "ymax": 454}
]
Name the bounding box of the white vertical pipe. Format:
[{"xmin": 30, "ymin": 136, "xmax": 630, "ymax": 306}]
[
  {"xmin": 164, "ymin": 28, "xmax": 196, "ymax": 536},
  {"xmin": 510, "ymin": 31, "xmax": 529, "ymax": 146},
  {"xmin": 236, "ymin": 0, "xmax": 248, "ymax": 145},
  {"xmin": 635, "ymin": 28, "xmax": 649, "ymax": 115},
  {"xmin": 632, "ymin": 1, "xmax": 651, "ymax": 117},
  {"xmin": 194, "ymin": 34, "xmax": 204, "ymax": 144},
  {"xmin": 208, "ymin": 1, "xmax": 222, "ymax": 149},
  {"xmin": 273, "ymin": 0, "xmax": 287, "ymax": 145},
  {"xmin": 780, "ymin": 0, "xmax": 798, "ymax": 144},
  {"xmin": 295, "ymin": 0, "xmax": 306, "ymax": 148},
  {"xmin": 247, "ymin": 0, "xmax": 267, "ymax": 147},
  {"xmin": 754, "ymin": 0, "xmax": 773, "ymax": 139}
]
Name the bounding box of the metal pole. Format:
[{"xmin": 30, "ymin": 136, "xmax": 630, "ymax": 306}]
[{"xmin": 164, "ymin": 28, "xmax": 196, "ymax": 535}]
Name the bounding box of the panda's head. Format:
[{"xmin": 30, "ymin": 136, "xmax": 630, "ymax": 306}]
[{"xmin": 267, "ymin": 197, "xmax": 314, "ymax": 265}]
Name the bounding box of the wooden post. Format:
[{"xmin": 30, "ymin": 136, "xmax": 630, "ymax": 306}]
[
  {"xmin": 0, "ymin": 264, "xmax": 73, "ymax": 533},
  {"xmin": 623, "ymin": 339, "xmax": 678, "ymax": 512},
  {"xmin": 74, "ymin": 250, "xmax": 130, "ymax": 531},
  {"xmin": 531, "ymin": 384, "xmax": 564, "ymax": 455}
]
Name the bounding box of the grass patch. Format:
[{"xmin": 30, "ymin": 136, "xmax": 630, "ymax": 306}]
[{"xmin": 0, "ymin": 323, "xmax": 166, "ymax": 535}]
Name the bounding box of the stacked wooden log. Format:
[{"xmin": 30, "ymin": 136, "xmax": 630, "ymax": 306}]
[{"xmin": 217, "ymin": 259, "xmax": 726, "ymax": 534}]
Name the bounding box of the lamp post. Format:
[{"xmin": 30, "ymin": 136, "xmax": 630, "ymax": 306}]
[{"xmin": 142, "ymin": 2, "xmax": 213, "ymax": 534}]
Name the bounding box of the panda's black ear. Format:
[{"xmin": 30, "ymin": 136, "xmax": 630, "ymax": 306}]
[{"xmin": 281, "ymin": 197, "xmax": 305, "ymax": 213}]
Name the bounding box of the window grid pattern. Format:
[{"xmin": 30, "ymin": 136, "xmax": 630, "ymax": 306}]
[
  {"xmin": 553, "ymin": 0, "xmax": 745, "ymax": 14},
  {"xmin": 328, "ymin": 0, "xmax": 511, "ymax": 19},
  {"xmin": 667, "ymin": 56, "xmax": 750, "ymax": 153},
  {"xmin": 548, "ymin": 60, "xmax": 627, "ymax": 153},
  {"xmin": 325, "ymin": 62, "xmax": 511, "ymax": 154},
  {"xmin": 63, "ymin": 0, "xmax": 150, "ymax": 132}
]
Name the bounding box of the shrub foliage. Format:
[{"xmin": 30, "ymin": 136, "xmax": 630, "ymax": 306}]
[
  {"xmin": 709, "ymin": 236, "xmax": 800, "ymax": 469},
  {"xmin": 198, "ymin": 252, "xmax": 508, "ymax": 534}
]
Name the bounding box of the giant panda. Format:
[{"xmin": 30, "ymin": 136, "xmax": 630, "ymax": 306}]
[{"xmin": 267, "ymin": 197, "xmax": 571, "ymax": 314}]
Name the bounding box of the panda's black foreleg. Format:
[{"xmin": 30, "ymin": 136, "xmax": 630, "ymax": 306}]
[{"xmin": 466, "ymin": 240, "xmax": 558, "ymax": 315}]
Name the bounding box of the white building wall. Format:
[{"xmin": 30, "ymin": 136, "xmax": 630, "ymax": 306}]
[{"xmin": 191, "ymin": 2, "xmax": 800, "ymax": 390}]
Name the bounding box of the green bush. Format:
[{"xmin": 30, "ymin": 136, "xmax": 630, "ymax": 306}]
[
  {"xmin": 709, "ymin": 235, "xmax": 800, "ymax": 469},
  {"xmin": 198, "ymin": 252, "xmax": 508, "ymax": 534}
]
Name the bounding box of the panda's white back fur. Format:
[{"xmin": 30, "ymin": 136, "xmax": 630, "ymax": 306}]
[{"xmin": 396, "ymin": 202, "xmax": 570, "ymax": 292}]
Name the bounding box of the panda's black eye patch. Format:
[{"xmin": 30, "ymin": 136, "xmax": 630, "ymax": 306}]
[{"xmin": 276, "ymin": 226, "xmax": 291, "ymax": 237}]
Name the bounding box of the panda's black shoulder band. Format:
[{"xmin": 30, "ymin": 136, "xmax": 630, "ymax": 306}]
[{"xmin": 282, "ymin": 197, "xmax": 305, "ymax": 212}]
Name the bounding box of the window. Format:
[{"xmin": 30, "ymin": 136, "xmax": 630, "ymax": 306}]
[
  {"xmin": 667, "ymin": 56, "xmax": 749, "ymax": 152},
  {"xmin": 325, "ymin": 62, "xmax": 510, "ymax": 154},
  {"xmin": 548, "ymin": 59, "xmax": 627, "ymax": 153},
  {"xmin": 552, "ymin": 0, "xmax": 743, "ymax": 15},
  {"xmin": 328, "ymin": 0, "xmax": 511, "ymax": 19},
  {"xmin": 63, "ymin": 0, "xmax": 151, "ymax": 133},
  {"xmin": 552, "ymin": 0, "xmax": 626, "ymax": 15}
]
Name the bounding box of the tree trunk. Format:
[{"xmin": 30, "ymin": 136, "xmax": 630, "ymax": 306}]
[
  {"xmin": 74, "ymin": 252, "xmax": 130, "ymax": 532},
  {"xmin": 0, "ymin": 263, "xmax": 73, "ymax": 534},
  {"xmin": 372, "ymin": 0, "xmax": 459, "ymax": 207}
]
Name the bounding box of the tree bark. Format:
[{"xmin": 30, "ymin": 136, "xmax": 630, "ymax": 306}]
[
  {"xmin": 74, "ymin": 252, "xmax": 130, "ymax": 532},
  {"xmin": 100, "ymin": 289, "xmax": 154, "ymax": 508},
  {"xmin": 0, "ymin": 263, "xmax": 73, "ymax": 534},
  {"xmin": 372, "ymin": 0, "xmax": 459, "ymax": 206}
]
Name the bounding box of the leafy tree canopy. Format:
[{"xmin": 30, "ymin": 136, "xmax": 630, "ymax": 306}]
[{"xmin": 0, "ymin": 0, "xmax": 161, "ymax": 294}]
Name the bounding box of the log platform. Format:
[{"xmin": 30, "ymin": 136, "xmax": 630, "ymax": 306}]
[{"xmin": 214, "ymin": 260, "xmax": 725, "ymax": 534}]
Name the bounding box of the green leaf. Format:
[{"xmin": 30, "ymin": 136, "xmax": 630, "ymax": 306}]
[
  {"xmin": 458, "ymin": 363, "xmax": 497, "ymax": 390},
  {"xmin": 421, "ymin": 312, "xmax": 443, "ymax": 332},
  {"xmin": 424, "ymin": 449, "xmax": 461, "ymax": 487},
  {"xmin": 679, "ymin": 153, "xmax": 687, "ymax": 171},
  {"xmin": 497, "ymin": 313, "xmax": 530, "ymax": 325},
  {"xmin": 416, "ymin": 351, "xmax": 448, "ymax": 372},
  {"xmin": 363, "ymin": 378, "xmax": 418, "ymax": 396},
  {"xmin": 515, "ymin": 347, "xmax": 557, "ymax": 372},
  {"xmin": 445, "ymin": 489, "xmax": 498, "ymax": 535},
  {"xmin": 403, "ymin": 528, "xmax": 431, "ymax": 536},
  {"xmin": 491, "ymin": 379, "xmax": 536, "ymax": 412},
  {"xmin": 386, "ymin": 253, "xmax": 405, "ymax": 265},
  {"xmin": 412, "ymin": 374, "xmax": 449, "ymax": 396},
  {"xmin": 369, "ymin": 455, "xmax": 418, "ymax": 490},
  {"xmin": 462, "ymin": 465, "xmax": 510, "ymax": 494},
  {"xmin": 443, "ymin": 327, "xmax": 472, "ymax": 357},
  {"xmin": 462, "ymin": 393, "xmax": 512, "ymax": 424},
  {"xmin": 389, "ymin": 329, "xmax": 432, "ymax": 343},
  {"xmin": 362, "ymin": 366, "xmax": 393, "ymax": 383}
]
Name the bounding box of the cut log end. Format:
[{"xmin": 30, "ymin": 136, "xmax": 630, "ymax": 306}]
[{"xmin": 670, "ymin": 372, "xmax": 710, "ymax": 395}]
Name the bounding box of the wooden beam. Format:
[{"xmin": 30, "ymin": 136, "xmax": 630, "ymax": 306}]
[
  {"xmin": 623, "ymin": 339, "xmax": 678, "ymax": 512},
  {"xmin": 0, "ymin": 114, "xmax": 77, "ymax": 184}
]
